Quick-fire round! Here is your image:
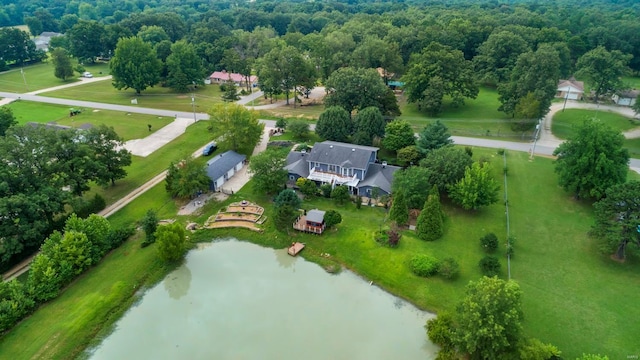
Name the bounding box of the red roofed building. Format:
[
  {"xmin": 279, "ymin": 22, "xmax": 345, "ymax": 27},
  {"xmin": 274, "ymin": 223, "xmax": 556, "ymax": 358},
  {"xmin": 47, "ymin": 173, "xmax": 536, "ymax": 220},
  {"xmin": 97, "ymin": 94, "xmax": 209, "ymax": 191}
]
[{"xmin": 209, "ymin": 70, "xmax": 258, "ymax": 88}]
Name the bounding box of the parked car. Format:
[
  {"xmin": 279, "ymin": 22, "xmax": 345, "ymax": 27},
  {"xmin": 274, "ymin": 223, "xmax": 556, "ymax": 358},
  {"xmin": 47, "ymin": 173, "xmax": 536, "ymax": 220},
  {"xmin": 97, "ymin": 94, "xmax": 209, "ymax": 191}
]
[
  {"xmin": 203, "ymin": 142, "xmax": 217, "ymax": 156},
  {"xmin": 82, "ymin": 72, "xmax": 93, "ymax": 78}
]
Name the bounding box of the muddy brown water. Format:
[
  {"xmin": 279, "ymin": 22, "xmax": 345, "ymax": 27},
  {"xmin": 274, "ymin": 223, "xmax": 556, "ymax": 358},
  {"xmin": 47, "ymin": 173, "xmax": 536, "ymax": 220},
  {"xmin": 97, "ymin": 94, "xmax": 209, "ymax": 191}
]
[{"xmin": 88, "ymin": 239, "xmax": 438, "ymax": 359}]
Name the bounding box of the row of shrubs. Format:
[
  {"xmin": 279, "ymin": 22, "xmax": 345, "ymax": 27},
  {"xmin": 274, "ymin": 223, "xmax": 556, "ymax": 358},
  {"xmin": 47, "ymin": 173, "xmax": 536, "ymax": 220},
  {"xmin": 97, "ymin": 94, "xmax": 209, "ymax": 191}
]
[
  {"xmin": 409, "ymin": 254, "xmax": 460, "ymax": 280},
  {"xmin": 478, "ymin": 232, "xmax": 516, "ymax": 276},
  {"xmin": 0, "ymin": 214, "xmax": 133, "ymax": 334}
]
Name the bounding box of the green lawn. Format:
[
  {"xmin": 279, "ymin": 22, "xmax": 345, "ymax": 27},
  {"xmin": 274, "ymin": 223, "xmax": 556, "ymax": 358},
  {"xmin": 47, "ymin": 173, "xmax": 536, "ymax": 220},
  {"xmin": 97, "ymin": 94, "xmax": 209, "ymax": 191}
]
[
  {"xmin": 41, "ymin": 80, "xmax": 225, "ymax": 113},
  {"xmin": 398, "ymin": 87, "xmax": 534, "ymax": 140},
  {"xmin": 0, "ymin": 61, "xmax": 110, "ymax": 93},
  {"xmin": 552, "ymin": 109, "xmax": 640, "ymax": 139},
  {"xmin": 6, "ymin": 100, "xmax": 172, "ymax": 141},
  {"xmin": 622, "ymin": 76, "xmax": 640, "ymax": 90},
  {"xmin": 624, "ymin": 138, "xmax": 640, "ymax": 158}
]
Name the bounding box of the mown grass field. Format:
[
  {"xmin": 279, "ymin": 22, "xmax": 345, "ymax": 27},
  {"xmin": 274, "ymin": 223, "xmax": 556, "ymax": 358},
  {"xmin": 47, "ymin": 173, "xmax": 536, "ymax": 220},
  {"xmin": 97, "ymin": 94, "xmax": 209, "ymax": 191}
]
[
  {"xmin": 42, "ymin": 79, "xmax": 224, "ymax": 113},
  {"xmin": 6, "ymin": 100, "xmax": 172, "ymax": 141},
  {"xmin": 552, "ymin": 108, "xmax": 640, "ymax": 139},
  {"xmin": 397, "ymin": 87, "xmax": 534, "ymax": 140},
  {"xmin": 0, "ymin": 61, "xmax": 110, "ymax": 93}
]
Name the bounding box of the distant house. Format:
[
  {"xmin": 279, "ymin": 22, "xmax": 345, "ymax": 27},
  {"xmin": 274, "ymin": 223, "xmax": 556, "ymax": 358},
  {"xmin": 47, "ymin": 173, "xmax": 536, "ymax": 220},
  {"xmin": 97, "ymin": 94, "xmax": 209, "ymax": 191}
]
[
  {"xmin": 556, "ymin": 78, "xmax": 584, "ymax": 100},
  {"xmin": 612, "ymin": 90, "xmax": 639, "ymax": 107},
  {"xmin": 33, "ymin": 32, "xmax": 63, "ymax": 52},
  {"xmin": 285, "ymin": 141, "xmax": 401, "ymax": 197},
  {"xmin": 206, "ymin": 150, "xmax": 246, "ymax": 192},
  {"xmin": 293, "ymin": 209, "xmax": 326, "ymax": 234},
  {"xmin": 209, "ymin": 70, "xmax": 258, "ymax": 88}
]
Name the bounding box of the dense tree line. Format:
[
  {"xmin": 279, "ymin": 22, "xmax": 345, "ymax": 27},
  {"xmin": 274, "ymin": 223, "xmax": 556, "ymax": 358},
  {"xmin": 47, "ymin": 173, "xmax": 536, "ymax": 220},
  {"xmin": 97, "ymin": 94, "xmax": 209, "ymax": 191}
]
[{"xmin": 0, "ymin": 118, "xmax": 131, "ymax": 270}]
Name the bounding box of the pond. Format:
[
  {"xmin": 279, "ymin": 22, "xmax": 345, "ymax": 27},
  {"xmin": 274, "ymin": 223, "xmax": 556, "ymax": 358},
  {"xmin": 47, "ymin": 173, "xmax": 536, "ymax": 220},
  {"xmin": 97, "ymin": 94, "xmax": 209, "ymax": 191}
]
[{"xmin": 88, "ymin": 239, "xmax": 438, "ymax": 359}]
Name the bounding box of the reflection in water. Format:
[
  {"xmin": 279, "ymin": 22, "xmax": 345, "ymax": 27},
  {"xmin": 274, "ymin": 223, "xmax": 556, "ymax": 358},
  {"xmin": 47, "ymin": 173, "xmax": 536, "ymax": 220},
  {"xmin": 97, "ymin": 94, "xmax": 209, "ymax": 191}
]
[
  {"xmin": 163, "ymin": 263, "xmax": 192, "ymax": 300},
  {"xmin": 273, "ymin": 247, "xmax": 297, "ymax": 270},
  {"xmin": 89, "ymin": 239, "xmax": 438, "ymax": 360}
]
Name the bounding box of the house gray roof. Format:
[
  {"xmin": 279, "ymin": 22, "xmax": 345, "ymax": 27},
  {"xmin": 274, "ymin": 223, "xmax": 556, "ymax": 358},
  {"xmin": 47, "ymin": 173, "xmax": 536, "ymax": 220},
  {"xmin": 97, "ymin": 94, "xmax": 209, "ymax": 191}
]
[
  {"xmin": 306, "ymin": 141, "xmax": 378, "ymax": 170},
  {"xmin": 358, "ymin": 162, "xmax": 401, "ymax": 194},
  {"xmin": 617, "ymin": 89, "xmax": 640, "ymax": 99},
  {"xmin": 206, "ymin": 150, "xmax": 246, "ymax": 181},
  {"xmin": 285, "ymin": 151, "xmax": 310, "ymax": 177},
  {"xmin": 306, "ymin": 209, "xmax": 325, "ymax": 223}
]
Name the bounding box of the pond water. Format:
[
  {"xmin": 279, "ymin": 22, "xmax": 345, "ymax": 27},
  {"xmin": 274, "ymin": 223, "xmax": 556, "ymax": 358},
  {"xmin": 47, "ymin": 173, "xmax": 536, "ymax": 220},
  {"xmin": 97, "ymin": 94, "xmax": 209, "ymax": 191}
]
[{"xmin": 88, "ymin": 239, "xmax": 438, "ymax": 359}]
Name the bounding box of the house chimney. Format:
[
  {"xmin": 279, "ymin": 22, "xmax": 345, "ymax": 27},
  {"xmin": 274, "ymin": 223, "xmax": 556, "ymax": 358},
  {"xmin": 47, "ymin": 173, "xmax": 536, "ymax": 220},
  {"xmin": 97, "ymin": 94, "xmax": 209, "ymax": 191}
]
[
  {"xmin": 301, "ymin": 149, "xmax": 306, "ymax": 155},
  {"xmin": 352, "ymin": 148, "xmax": 355, "ymax": 152},
  {"xmin": 330, "ymin": 145, "xmax": 333, "ymax": 148},
  {"xmin": 382, "ymin": 161, "xmax": 387, "ymax": 168}
]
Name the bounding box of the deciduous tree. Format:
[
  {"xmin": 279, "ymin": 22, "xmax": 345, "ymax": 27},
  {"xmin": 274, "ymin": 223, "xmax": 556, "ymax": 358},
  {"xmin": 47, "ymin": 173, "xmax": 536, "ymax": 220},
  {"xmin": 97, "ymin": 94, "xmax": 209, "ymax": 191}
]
[
  {"xmin": 553, "ymin": 119, "xmax": 628, "ymax": 200},
  {"xmin": 166, "ymin": 40, "xmax": 204, "ymax": 93},
  {"xmin": 110, "ymin": 36, "xmax": 162, "ymax": 94},
  {"xmin": 402, "ymin": 42, "xmax": 478, "ymax": 115},
  {"xmin": 51, "ymin": 48, "xmax": 74, "ymax": 81},
  {"xmin": 324, "ymin": 210, "xmax": 342, "ymax": 229},
  {"xmin": 67, "ymin": 20, "xmax": 105, "ymax": 63},
  {"xmin": 155, "ymin": 223, "xmax": 188, "ymax": 263},
  {"xmin": 592, "ymin": 181, "xmax": 640, "ymax": 261},
  {"xmin": 353, "ymin": 106, "xmax": 386, "ymax": 146},
  {"xmin": 0, "ymin": 107, "xmax": 17, "ymax": 136},
  {"xmin": 330, "ymin": 185, "xmax": 351, "ymax": 205},
  {"xmin": 249, "ymin": 147, "xmax": 288, "ymax": 195},
  {"xmin": 84, "ymin": 125, "xmax": 132, "ymax": 186},
  {"xmin": 208, "ymin": 103, "xmax": 264, "ymax": 155},
  {"xmin": 473, "ymin": 31, "xmax": 530, "ymax": 86},
  {"xmin": 449, "ymin": 162, "xmax": 500, "ymax": 210},
  {"xmin": 392, "ymin": 166, "xmax": 431, "ymax": 210},
  {"xmin": 454, "ymin": 277, "xmax": 523, "ymax": 359},
  {"xmin": 382, "ymin": 119, "xmax": 415, "ymax": 152},
  {"xmin": 165, "ymin": 158, "xmax": 210, "ymax": 199},
  {"xmin": 420, "ymin": 146, "xmax": 473, "ymax": 195},
  {"xmin": 325, "ymin": 67, "xmax": 399, "ymax": 117},
  {"xmin": 288, "ymin": 121, "xmax": 310, "ymax": 140},
  {"xmin": 498, "ymin": 44, "xmax": 561, "ymax": 124},
  {"xmin": 576, "ymin": 46, "xmax": 631, "ymax": 102},
  {"xmin": 316, "ymin": 106, "xmax": 352, "ymax": 142}
]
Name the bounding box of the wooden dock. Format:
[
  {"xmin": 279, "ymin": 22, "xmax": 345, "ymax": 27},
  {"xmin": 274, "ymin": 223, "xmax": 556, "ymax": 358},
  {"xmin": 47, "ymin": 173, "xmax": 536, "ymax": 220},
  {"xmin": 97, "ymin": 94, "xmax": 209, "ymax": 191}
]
[{"xmin": 287, "ymin": 242, "xmax": 305, "ymax": 256}]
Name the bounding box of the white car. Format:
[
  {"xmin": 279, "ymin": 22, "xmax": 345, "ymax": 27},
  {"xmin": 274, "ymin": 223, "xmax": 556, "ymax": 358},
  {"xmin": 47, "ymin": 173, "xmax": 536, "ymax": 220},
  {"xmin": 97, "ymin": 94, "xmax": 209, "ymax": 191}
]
[{"xmin": 82, "ymin": 72, "xmax": 93, "ymax": 78}]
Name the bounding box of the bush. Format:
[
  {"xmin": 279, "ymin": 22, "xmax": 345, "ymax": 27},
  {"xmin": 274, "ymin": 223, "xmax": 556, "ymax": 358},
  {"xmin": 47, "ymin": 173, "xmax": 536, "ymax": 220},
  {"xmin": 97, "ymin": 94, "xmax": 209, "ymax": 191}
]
[
  {"xmin": 320, "ymin": 183, "xmax": 332, "ymax": 198},
  {"xmin": 275, "ymin": 118, "xmax": 288, "ymax": 129},
  {"xmin": 479, "ymin": 255, "xmax": 501, "ymax": 277},
  {"xmin": 105, "ymin": 226, "xmax": 135, "ymax": 249},
  {"xmin": 141, "ymin": 210, "xmax": 159, "ymax": 248},
  {"xmin": 155, "ymin": 223, "xmax": 188, "ymax": 263},
  {"xmin": 387, "ymin": 228, "xmax": 401, "ymax": 247},
  {"xmin": 496, "ymin": 148, "xmax": 505, "ymax": 155},
  {"xmin": 480, "ymin": 233, "xmax": 499, "ymax": 252},
  {"xmin": 324, "ymin": 210, "xmax": 342, "ymax": 228},
  {"xmin": 410, "ymin": 254, "xmax": 440, "ymax": 277},
  {"xmin": 289, "ymin": 121, "xmax": 310, "ymax": 139},
  {"xmin": 438, "ymin": 258, "xmax": 460, "ymax": 279},
  {"xmin": 426, "ymin": 312, "xmax": 455, "ymax": 350},
  {"xmin": 464, "ymin": 146, "xmax": 473, "ymax": 157},
  {"xmin": 72, "ymin": 194, "xmax": 106, "ymax": 218},
  {"xmin": 506, "ymin": 235, "xmax": 516, "ymax": 257}
]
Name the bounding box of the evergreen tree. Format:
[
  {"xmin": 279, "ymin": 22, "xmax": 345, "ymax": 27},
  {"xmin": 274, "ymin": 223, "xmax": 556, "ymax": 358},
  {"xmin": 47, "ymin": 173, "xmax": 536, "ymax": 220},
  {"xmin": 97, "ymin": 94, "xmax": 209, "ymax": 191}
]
[
  {"xmin": 416, "ymin": 185, "xmax": 444, "ymax": 241},
  {"xmin": 389, "ymin": 191, "xmax": 409, "ymax": 226}
]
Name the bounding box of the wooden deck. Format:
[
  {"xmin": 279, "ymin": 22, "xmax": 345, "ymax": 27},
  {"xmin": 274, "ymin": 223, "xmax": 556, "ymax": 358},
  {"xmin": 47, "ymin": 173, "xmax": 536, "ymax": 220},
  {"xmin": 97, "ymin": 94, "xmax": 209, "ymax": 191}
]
[
  {"xmin": 293, "ymin": 215, "xmax": 325, "ymax": 234},
  {"xmin": 287, "ymin": 242, "xmax": 305, "ymax": 256}
]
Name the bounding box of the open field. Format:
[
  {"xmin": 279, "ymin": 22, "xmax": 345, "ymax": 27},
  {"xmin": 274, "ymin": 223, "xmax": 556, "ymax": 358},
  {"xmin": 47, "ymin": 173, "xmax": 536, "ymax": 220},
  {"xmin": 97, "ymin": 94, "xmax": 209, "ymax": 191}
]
[
  {"xmin": 398, "ymin": 87, "xmax": 534, "ymax": 140},
  {"xmin": 42, "ymin": 80, "xmax": 224, "ymax": 113},
  {"xmin": 552, "ymin": 109, "xmax": 640, "ymax": 139},
  {"xmin": 622, "ymin": 76, "xmax": 640, "ymax": 90},
  {"xmin": 6, "ymin": 100, "xmax": 172, "ymax": 141},
  {"xmin": 0, "ymin": 61, "xmax": 110, "ymax": 93}
]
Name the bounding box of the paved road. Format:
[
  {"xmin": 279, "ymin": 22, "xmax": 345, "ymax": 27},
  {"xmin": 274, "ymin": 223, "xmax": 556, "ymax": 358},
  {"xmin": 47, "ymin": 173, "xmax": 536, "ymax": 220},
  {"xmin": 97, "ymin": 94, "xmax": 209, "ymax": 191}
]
[{"xmin": 0, "ymin": 91, "xmax": 210, "ymax": 120}]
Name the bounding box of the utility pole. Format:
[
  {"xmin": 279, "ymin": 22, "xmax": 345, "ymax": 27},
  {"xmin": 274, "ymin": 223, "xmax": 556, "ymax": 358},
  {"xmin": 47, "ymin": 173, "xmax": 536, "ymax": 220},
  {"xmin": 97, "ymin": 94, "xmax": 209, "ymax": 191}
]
[
  {"xmin": 191, "ymin": 94, "xmax": 197, "ymax": 123},
  {"xmin": 530, "ymin": 119, "xmax": 542, "ymax": 160},
  {"xmin": 20, "ymin": 67, "xmax": 28, "ymax": 92}
]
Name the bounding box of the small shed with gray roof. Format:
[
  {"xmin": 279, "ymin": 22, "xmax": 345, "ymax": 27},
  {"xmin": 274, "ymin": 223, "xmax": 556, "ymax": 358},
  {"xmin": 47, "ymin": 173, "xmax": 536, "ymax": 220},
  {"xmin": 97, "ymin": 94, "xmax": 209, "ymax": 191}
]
[{"xmin": 206, "ymin": 150, "xmax": 246, "ymax": 191}]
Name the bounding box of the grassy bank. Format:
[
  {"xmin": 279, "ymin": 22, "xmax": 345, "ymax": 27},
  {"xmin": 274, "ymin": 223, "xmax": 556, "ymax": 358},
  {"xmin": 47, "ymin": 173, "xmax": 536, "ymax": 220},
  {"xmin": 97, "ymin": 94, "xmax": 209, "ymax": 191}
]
[
  {"xmin": 552, "ymin": 108, "xmax": 639, "ymax": 139},
  {"xmin": 41, "ymin": 80, "xmax": 224, "ymax": 113}
]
